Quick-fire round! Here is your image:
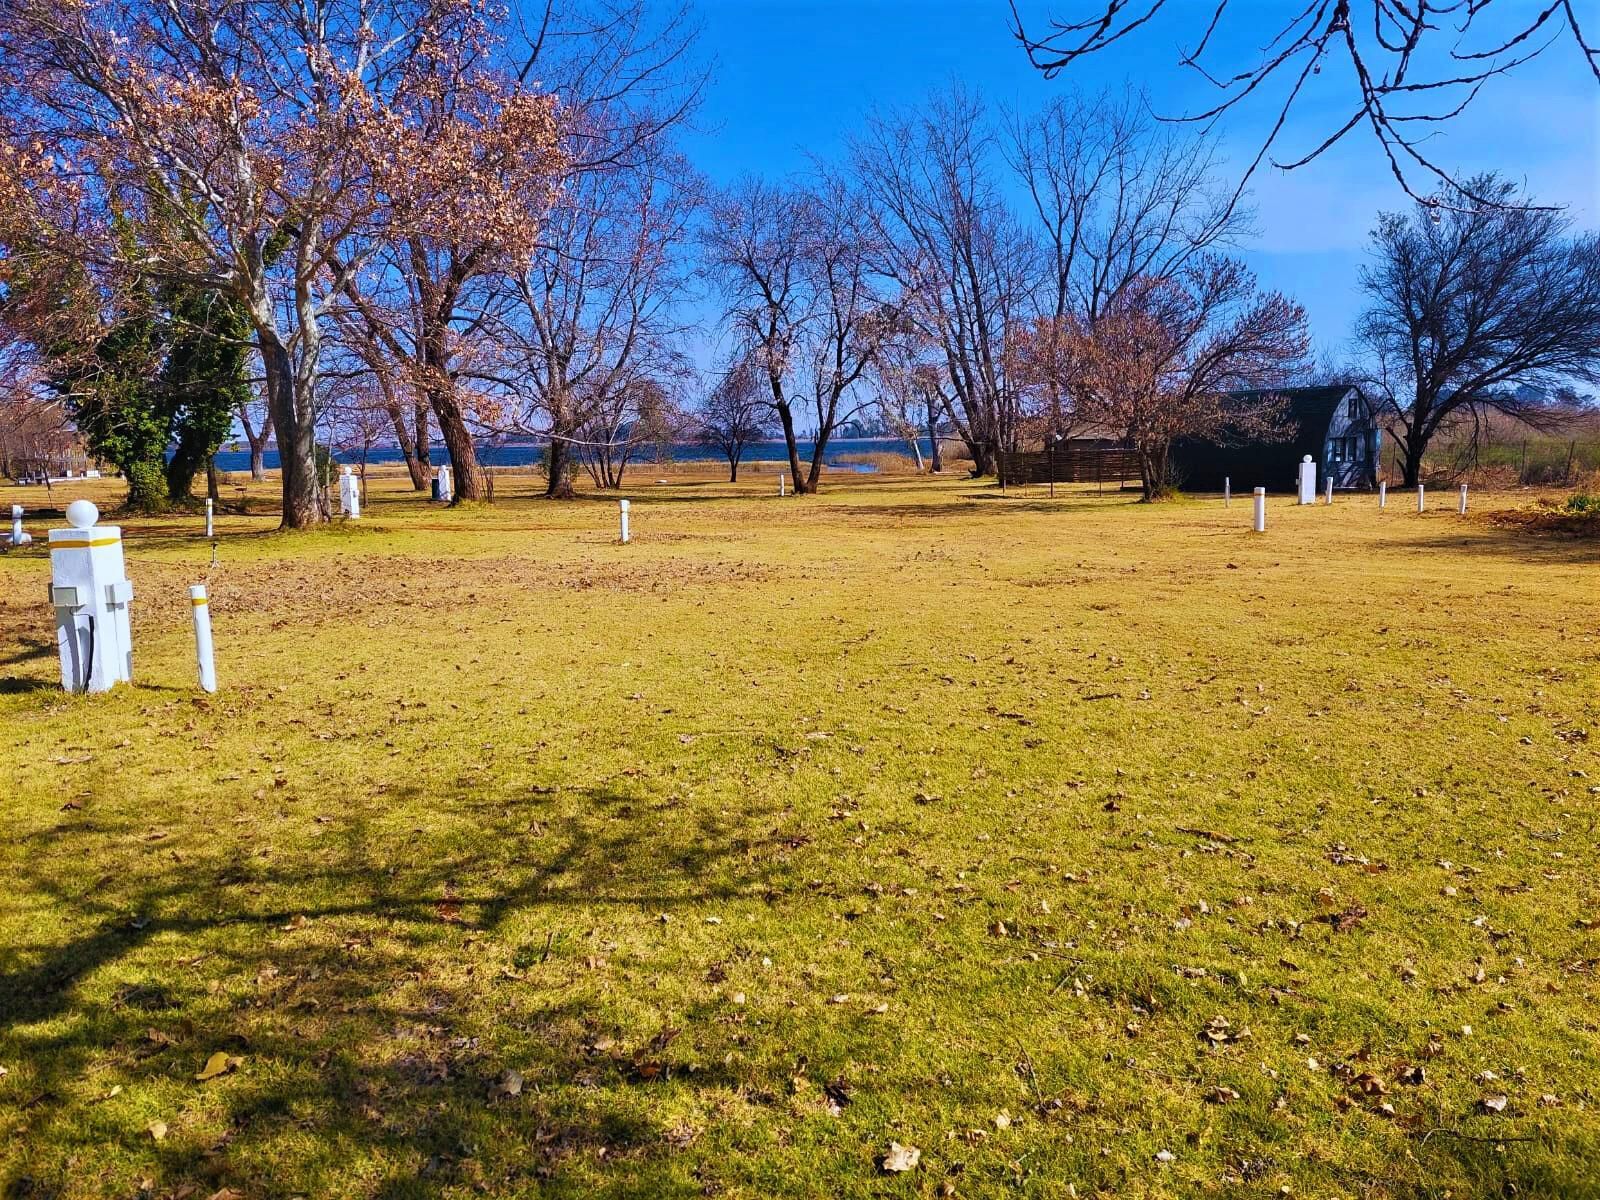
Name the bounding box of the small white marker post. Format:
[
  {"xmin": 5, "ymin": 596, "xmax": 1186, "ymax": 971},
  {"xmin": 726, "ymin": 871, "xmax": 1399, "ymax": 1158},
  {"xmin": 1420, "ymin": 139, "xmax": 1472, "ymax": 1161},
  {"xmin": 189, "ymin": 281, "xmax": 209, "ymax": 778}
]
[
  {"xmin": 189, "ymin": 583, "xmax": 217, "ymax": 693},
  {"xmin": 779, "ymin": 472, "xmax": 786, "ymax": 497},
  {"xmin": 1458, "ymin": 483, "xmax": 1468, "ymax": 514},
  {"xmin": 205, "ymin": 498, "xmax": 214, "ymax": 539},
  {"xmin": 1224, "ymin": 477, "xmax": 1231, "ymax": 507},
  {"xmin": 1252, "ymin": 487, "xmax": 1266, "ymax": 533},
  {"xmin": 1379, "ymin": 481, "xmax": 1387, "ymax": 509},
  {"xmin": 1417, "ymin": 483, "xmax": 1426, "ymax": 513},
  {"xmin": 618, "ymin": 498, "xmax": 631, "ymax": 543},
  {"xmin": 1324, "ymin": 477, "xmax": 1333, "ymax": 505},
  {"xmin": 8, "ymin": 504, "xmax": 31, "ymax": 547}
]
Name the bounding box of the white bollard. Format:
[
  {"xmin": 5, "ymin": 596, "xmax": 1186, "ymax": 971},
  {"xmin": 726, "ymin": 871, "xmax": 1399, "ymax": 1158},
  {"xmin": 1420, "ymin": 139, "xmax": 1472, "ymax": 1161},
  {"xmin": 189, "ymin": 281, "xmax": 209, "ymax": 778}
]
[
  {"xmin": 7, "ymin": 503, "xmax": 32, "ymax": 547},
  {"xmin": 779, "ymin": 472, "xmax": 786, "ymax": 497},
  {"xmin": 1458, "ymin": 483, "xmax": 1468, "ymax": 514},
  {"xmin": 1324, "ymin": 477, "xmax": 1333, "ymax": 505},
  {"xmin": 48, "ymin": 500, "xmax": 134, "ymax": 693},
  {"xmin": 339, "ymin": 467, "xmax": 361, "ymax": 519},
  {"xmin": 189, "ymin": 583, "xmax": 217, "ymax": 693},
  {"xmin": 1417, "ymin": 484, "xmax": 1426, "ymax": 513},
  {"xmin": 619, "ymin": 498, "xmax": 631, "ymax": 543},
  {"xmin": 1379, "ymin": 481, "xmax": 1387, "ymax": 509},
  {"xmin": 205, "ymin": 498, "xmax": 214, "ymax": 539},
  {"xmin": 1252, "ymin": 487, "xmax": 1266, "ymax": 533},
  {"xmin": 1224, "ymin": 477, "xmax": 1231, "ymax": 507},
  {"xmin": 1297, "ymin": 456, "xmax": 1316, "ymax": 505}
]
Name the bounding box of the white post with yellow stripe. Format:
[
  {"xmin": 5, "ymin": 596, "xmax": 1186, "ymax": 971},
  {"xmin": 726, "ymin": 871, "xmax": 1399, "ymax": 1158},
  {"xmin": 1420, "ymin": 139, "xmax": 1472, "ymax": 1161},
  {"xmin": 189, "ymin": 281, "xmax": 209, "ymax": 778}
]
[
  {"xmin": 189, "ymin": 583, "xmax": 217, "ymax": 693},
  {"xmin": 48, "ymin": 500, "xmax": 134, "ymax": 693}
]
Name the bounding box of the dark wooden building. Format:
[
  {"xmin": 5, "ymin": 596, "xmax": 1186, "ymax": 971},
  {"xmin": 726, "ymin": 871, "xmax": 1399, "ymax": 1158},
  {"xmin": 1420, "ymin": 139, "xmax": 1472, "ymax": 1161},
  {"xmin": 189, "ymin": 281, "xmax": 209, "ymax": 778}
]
[{"xmin": 1171, "ymin": 385, "xmax": 1381, "ymax": 494}]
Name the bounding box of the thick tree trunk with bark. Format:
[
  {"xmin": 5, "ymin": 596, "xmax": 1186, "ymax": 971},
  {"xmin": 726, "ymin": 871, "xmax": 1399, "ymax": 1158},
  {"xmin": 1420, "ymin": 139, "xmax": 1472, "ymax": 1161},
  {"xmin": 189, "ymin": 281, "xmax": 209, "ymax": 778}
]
[{"xmin": 257, "ymin": 328, "xmax": 324, "ymax": 528}]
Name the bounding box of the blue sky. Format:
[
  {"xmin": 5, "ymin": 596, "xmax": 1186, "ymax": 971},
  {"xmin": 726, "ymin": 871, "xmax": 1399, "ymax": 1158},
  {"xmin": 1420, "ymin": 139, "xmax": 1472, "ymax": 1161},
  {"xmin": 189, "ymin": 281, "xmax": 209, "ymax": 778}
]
[{"xmin": 676, "ymin": 0, "xmax": 1600, "ymax": 363}]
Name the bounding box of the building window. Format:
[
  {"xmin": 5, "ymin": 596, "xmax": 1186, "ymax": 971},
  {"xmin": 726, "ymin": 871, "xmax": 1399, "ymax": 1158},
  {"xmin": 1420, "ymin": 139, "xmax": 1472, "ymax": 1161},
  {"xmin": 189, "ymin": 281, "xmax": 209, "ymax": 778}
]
[{"xmin": 1346, "ymin": 394, "xmax": 1361, "ymax": 420}]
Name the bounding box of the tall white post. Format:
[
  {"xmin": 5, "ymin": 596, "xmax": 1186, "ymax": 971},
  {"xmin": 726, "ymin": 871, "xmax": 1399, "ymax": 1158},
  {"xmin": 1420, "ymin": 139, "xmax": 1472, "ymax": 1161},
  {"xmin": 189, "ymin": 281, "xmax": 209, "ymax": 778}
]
[
  {"xmin": 1417, "ymin": 484, "xmax": 1426, "ymax": 513},
  {"xmin": 205, "ymin": 498, "xmax": 214, "ymax": 538},
  {"xmin": 1324, "ymin": 477, "xmax": 1333, "ymax": 505},
  {"xmin": 189, "ymin": 583, "xmax": 217, "ymax": 693},
  {"xmin": 619, "ymin": 498, "xmax": 631, "ymax": 543},
  {"xmin": 1379, "ymin": 481, "xmax": 1387, "ymax": 509},
  {"xmin": 779, "ymin": 472, "xmax": 786, "ymax": 497},
  {"xmin": 1252, "ymin": 487, "xmax": 1266, "ymax": 533},
  {"xmin": 1224, "ymin": 477, "xmax": 1231, "ymax": 507},
  {"xmin": 1458, "ymin": 483, "xmax": 1468, "ymax": 514}
]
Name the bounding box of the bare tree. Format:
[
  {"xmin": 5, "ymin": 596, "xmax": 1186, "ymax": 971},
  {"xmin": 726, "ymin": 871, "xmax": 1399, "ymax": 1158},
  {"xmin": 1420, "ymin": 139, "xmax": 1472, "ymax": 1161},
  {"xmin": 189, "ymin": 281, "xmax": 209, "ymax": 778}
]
[
  {"xmin": 705, "ymin": 172, "xmax": 891, "ymax": 493},
  {"xmin": 1357, "ymin": 175, "xmax": 1600, "ymax": 486},
  {"xmin": 1017, "ymin": 258, "xmax": 1309, "ymax": 499},
  {"xmin": 1011, "ymin": 1, "xmax": 1600, "ymax": 208},
  {"xmin": 1006, "ymin": 88, "xmax": 1247, "ymax": 437},
  {"xmin": 852, "ymin": 87, "xmax": 1034, "ymax": 481},
  {"xmin": 498, "ymin": 131, "xmax": 698, "ymax": 499},
  {"xmin": 697, "ymin": 354, "xmax": 772, "ymax": 481},
  {"xmin": 235, "ymin": 387, "xmax": 275, "ymax": 483}
]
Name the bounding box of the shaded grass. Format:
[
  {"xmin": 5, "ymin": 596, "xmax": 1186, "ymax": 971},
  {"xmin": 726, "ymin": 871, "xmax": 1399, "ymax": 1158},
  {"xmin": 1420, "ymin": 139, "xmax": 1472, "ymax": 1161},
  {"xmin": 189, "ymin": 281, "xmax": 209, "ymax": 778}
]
[{"xmin": 1, "ymin": 471, "xmax": 1597, "ymax": 1199}]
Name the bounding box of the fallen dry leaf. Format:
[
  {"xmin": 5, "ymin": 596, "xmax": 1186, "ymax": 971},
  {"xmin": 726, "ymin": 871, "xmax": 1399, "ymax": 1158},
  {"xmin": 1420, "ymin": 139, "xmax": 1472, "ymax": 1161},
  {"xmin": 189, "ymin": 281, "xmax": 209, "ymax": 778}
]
[{"xmin": 881, "ymin": 1141, "xmax": 920, "ymax": 1173}]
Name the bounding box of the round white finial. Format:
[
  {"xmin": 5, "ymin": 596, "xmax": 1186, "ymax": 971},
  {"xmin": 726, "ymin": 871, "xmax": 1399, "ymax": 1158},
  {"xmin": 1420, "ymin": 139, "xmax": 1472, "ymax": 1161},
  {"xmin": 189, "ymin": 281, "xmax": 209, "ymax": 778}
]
[
  {"xmin": 65, "ymin": 500, "xmax": 99, "ymax": 529},
  {"xmin": 342, "ymin": 465, "xmax": 352, "ymax": 475},
  {"xmin": 1303, "ymin": 454, "xmax": 1313, "ymax": 462}
]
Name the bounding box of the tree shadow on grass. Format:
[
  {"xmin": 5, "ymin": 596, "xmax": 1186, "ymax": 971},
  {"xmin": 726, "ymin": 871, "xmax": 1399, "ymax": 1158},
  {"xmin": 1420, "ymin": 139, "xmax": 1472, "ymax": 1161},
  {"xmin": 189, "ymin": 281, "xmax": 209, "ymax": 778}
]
[
  {"xmin": 1382, "ymin": 524, "xmax": 1600, "ymax": 566},
  {"xmin": 0, "ymin": 779, "xmax": 795, "ymax": 1198}
]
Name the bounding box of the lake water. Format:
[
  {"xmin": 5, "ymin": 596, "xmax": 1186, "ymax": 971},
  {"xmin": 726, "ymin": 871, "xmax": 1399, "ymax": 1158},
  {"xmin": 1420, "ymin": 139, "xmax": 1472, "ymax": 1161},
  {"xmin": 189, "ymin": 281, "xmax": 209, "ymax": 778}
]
[{"xmin": 212, "ymin": 437, "xmax": 933, "ymax": 475}]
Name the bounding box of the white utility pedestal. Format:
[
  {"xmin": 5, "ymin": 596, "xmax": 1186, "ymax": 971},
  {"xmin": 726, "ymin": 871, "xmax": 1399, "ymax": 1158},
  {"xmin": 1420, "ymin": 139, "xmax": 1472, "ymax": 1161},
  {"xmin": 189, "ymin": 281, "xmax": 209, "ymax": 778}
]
[
  {"xmin": 1252, "ymin": 487, "xmax": 1266, "ymax": 533},
  {"xmin": 435, "ymin": 465, "xmax": 453, "ymax": 503},
  {"xmin": 1297, "ymin": 456, "xmax": 1316, "ymax": 505},
  {"xmin": 339, "ymin": 467, "xmax": 361, "ymax": 518},
  {"xmin": 1224, "ymin": 477, "xmax": 1231, "ymax": 507},
  {"xmin": 619, "ymin": 498, "xmax": 631, "ymax": 543},
  {"xmin": 1417, "ymin": 484, "xmax": 1426, "ymax": 512},
  {"xmin": 1458, "ymin": 483, "xmax": 1468, "ymax": 514},
  {"xmin": 6, "ymin": 504, "xmax": 31, "ymax": 547},
  {"xmin": 49, "ymin": 500, "xmax": 134, "ymax": 693}
]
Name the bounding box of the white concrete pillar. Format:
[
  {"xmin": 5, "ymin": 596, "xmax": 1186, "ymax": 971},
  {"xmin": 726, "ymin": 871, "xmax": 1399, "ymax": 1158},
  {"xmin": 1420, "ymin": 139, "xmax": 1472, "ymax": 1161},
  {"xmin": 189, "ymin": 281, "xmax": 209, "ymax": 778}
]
[
  {"xmin": 619, "ymin": 498, "xmax": 631, "ymax": 543},
  {"xmin": 8, "ymin": 504, "xmax": 31, "ymax": 547},
  {"xmin": 189, "ymin": 583, "xmax": 217, "ymax": 693},
  {"xmin": 205, "ymin": 498, "xmax": 214, "ymax": 538},
  {"xmin": 1458, "ymin": 483, "xmax": 1468, "ymax": 514},
  {"xmin": 1379, "ymin": 481, "xmax": 1387, "ymax": 509},
  {"xmin": 1224, "ymin": 477, "xmax": 1230, "ymax": 507},
  {"xmin": 1417, "ymin": 484, "xmax": 1426, "ymax": 513},
  {"xmin": 48, "ymin": 500, "xmax": 133, "ymax": 693},
  {"xmin": 1297, "ymin": 456, "xmax": 1316, "ymax": 505},
  {"xmin": 1252, "ymin": 487, "xmax": 1266, "ymax": 533}
]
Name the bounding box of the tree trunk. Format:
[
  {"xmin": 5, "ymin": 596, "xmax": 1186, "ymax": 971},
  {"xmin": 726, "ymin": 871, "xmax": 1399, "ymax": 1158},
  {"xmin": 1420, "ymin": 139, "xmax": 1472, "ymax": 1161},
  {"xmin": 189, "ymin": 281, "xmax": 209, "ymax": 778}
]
[
  {"xmin": 430, "ymin": 381, "xmax": 485, "ymax": 503},
  {"xmin": 775, "ymin": 403, "xmax": 808, "ymax": 494},
  {"xmin": 249, "ymin": 442, "xmax": 265, "ymax": 481},
  {"xmin": 545, "ymin": 435, "xmax": 576, "ymax": 499},
  {"xmin": 1399, "ymin": 434, "xmax": 1425, "ymax": 488},
  {"xmin": 728, "ymin": 452, "xmax": 739, "ymax": 483},
  {"xmin": 206, "ymin": 456, "xmax": 219, "ymax": 503},
  {"xmin": 257, "ymin": 331, "xmax": 323, "ymax": 528},
  {"xmin": 123, "ymin": 460, "xmax": 169, "ymax": 513}
]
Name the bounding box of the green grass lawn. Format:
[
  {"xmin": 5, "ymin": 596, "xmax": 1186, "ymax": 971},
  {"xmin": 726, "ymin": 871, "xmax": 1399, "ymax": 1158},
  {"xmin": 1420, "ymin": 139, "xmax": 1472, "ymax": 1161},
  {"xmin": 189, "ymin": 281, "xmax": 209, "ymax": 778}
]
[{"xmin": 1, "ymin": 470, "xmax": 1596, "ymax": 1199}]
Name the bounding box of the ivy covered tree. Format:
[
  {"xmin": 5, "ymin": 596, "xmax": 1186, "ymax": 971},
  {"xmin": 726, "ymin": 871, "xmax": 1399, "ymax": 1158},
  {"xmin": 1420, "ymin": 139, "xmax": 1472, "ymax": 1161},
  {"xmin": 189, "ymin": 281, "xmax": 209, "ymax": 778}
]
[{"xmin": 161, "ymin": 285, "xmax": 252, "ymax": 504}]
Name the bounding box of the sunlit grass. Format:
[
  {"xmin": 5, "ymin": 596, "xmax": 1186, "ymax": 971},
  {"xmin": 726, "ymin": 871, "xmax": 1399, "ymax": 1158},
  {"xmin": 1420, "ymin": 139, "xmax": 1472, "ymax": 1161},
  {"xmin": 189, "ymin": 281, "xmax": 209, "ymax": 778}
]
[{"xmin": 1, "ymin": 469, "xmax": 1596, "ymax": 1199}]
